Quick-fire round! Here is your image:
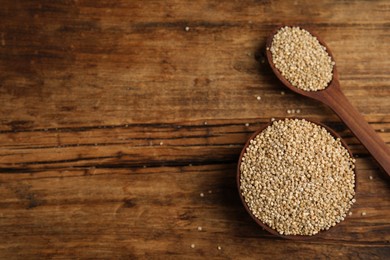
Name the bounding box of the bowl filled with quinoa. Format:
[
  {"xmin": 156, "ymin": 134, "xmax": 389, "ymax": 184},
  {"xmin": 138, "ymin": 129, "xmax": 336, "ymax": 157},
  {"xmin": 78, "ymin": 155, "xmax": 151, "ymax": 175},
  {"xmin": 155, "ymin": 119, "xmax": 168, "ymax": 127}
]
[{"xmin": 237, "ymin": 118, "xmax": 356, "ymax": 239}]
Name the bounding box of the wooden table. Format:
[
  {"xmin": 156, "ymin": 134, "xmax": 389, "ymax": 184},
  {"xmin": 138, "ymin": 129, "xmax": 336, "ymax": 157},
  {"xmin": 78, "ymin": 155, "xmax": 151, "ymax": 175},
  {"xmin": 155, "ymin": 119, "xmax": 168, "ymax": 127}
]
[{"xmin": 1, "ymin": 1, "xmax": 389, "ymax": 258}]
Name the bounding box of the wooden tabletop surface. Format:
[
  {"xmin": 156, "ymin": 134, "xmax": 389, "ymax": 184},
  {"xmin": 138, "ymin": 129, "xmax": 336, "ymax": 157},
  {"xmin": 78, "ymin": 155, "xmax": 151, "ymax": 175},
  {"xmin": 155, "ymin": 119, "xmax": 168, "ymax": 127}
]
[{"xmin": 1, "ymin": 1, "xmax": 389, "ymax": 259}]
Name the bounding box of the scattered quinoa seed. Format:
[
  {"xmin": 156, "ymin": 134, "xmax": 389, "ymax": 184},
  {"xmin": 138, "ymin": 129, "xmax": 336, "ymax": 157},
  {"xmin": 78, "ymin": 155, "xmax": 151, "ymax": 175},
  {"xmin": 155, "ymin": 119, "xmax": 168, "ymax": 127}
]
[
  {"xmin": 239, "ymin": 119, "xmax": 355, "ymax": 236},
  {"xmin": 191, "ymin": 244, "xmax": 195, "ymax": 248},
  {"xmin": 217, "ymin": 246, "xmax": 222, "ymax": 250},
  {"xmin": 204, "ymin": 121, "xmax": 208, "ymax": 125},
  {"xmin": 270, "ymin": 26, "xmax": 334, "ymax": 91},
  {"xmin": 200, "ymin": 193, "xmax": 204, "ymax": 197},
  {"xmin": 245, "ymin": 123, "xmax": 250, "ymax": 127},
  {"xmin": 197, "ymin": 226, "xmax": 202, "ymax": 231},
  {"xmin": 349, "ymin": 212, "xmax": 353, "ymax": 216},
  {"xmin": 296, "ymin": 109, "xmax": 301, "ymax": 114},
  {"xmin": 380, "ymin": 129, "xmax": 385, "ymax": 132},
  {"xmin": 256, "ymin": 96, "xmax": 261, "ymax": 101},
  {"xmin": 369, "ymin": 176, "xmax": 373, "ymax": 180},
  {"xmin": 361, "ymin": 212, "xmax": 366, "ymax": 216},
  {"xmin": 287, "ymin": 110, "xmax": 291, "ymax": 114},
  {"xmin": 159, "ymin": 141, "xmax": 163, "ymax": 146},
  {"xmin": 281, "ymin": 91, "xmax": 285, "ymax": 95},
  {"xmin": 185, "ymin": 26, "xmax": 190, "ymax": 32},
  {"xmin": 271, "ymin": 118, "xmax": 275, "ymax": 121}
]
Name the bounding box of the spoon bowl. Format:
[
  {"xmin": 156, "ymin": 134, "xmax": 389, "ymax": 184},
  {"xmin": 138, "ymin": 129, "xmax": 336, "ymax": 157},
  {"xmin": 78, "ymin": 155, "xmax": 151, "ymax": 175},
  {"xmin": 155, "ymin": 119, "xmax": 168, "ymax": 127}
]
[
  {"xmin": 265, "ymin": 26, "xmax": 340, "ymax": 100},
  {"xmin": 265, "ymin": 26, "xmax": 390, "ymax": 179}
]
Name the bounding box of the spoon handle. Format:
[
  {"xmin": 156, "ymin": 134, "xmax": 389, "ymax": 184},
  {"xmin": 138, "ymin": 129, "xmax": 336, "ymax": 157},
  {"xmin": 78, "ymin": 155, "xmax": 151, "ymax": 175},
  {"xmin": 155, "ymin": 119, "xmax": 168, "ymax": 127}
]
[{"xmin": 322, "ymin": 86, "xmax": 390, "ymax": 178}]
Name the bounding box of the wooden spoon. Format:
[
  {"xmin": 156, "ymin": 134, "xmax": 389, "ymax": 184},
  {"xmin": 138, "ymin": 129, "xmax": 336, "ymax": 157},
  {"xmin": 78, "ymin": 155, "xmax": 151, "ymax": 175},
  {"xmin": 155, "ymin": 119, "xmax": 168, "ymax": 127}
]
[{"xmin": 265, "ymin": 26, "xmax": 390, "ymax": 179}]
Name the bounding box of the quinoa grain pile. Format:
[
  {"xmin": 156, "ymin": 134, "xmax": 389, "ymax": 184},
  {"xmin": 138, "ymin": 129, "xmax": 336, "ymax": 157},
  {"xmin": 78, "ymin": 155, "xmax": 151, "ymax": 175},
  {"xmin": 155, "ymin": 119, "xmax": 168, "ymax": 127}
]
[
  {"xmin": 239, "ymin": 119, "xmax": 355, "ymax": 236},
  {"xmin": 270, "ymin": 26, "xmax": 335, "ymax": 91}
]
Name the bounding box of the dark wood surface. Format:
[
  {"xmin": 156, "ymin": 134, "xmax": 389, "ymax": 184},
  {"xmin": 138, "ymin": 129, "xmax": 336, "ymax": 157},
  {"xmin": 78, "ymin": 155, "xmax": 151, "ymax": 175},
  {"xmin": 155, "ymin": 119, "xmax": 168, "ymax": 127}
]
[{"xmin": 0, "ymin": 0, "xmax": 389, "ymax": 259}]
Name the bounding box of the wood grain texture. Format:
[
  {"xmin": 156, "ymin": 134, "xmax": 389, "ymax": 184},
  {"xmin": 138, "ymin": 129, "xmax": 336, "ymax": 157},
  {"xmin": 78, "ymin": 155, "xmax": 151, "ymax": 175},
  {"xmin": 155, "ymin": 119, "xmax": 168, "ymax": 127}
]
[{"xmin": 0, "ymin": 0, "xmax": 389, "ymax": 259}]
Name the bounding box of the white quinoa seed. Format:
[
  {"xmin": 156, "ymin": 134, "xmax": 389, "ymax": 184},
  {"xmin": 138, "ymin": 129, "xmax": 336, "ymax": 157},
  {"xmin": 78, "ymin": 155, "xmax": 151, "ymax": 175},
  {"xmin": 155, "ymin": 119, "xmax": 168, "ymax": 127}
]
[
  {"xmin": 257, "ymin": 96, "xmax": 261, "ymax": 101},
  {"xmin": 245, "ymin": 123, "xmax": 250, "ymax": 127},
  {"xmin": 239, "ymin": 119, "xmax": 355, "ymax": 236},
  {"xmin": 369, "ymin": 176, "xmax": 373, "ymax": 180},
  {"xmin": 217, "ymin": 246, "xmax": 222, "ymax": 250},
  {"xmin": 197, "ymin": 226, "xmax": 202, "ymax": 231},
  {"xmin": 200, "ymin": 193, "xmax": 204, "ymax": 197},
  {"xmin": 361, "ymin": 212, "xmax": 366, "ymax": 216},
  {"xmin": 185, "ymin": 26, "xmax": 190, "ymax": 32},
  {"xmin": 191, "ymin": 244, "xmax": 195, "ymax": 248},
  {"xmin": 270, "ymin": 26, "xmax": 334, "ymax": 91}
]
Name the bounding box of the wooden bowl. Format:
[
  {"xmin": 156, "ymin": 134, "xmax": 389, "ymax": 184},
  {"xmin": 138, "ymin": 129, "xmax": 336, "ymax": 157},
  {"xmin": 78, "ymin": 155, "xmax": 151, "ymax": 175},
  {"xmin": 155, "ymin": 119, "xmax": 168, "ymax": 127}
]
[{"xmin": 236, "ymin": 118, "xmax": 357, "ymax": 240}]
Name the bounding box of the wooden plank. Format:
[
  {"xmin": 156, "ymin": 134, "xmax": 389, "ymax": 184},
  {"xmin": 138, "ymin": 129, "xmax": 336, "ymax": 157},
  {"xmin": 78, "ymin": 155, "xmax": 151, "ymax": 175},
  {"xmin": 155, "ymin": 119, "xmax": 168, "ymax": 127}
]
[
  {"xmin": 0, "ymin": 120, "xmax": 388, "ymax": 171},
  {"xmin": 0, "ymin": 2, "xmax": 389, "ymax": 129},
  {"xmin": 0, "ymin": 163, "xmax": 389, "ymax": 259}
]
